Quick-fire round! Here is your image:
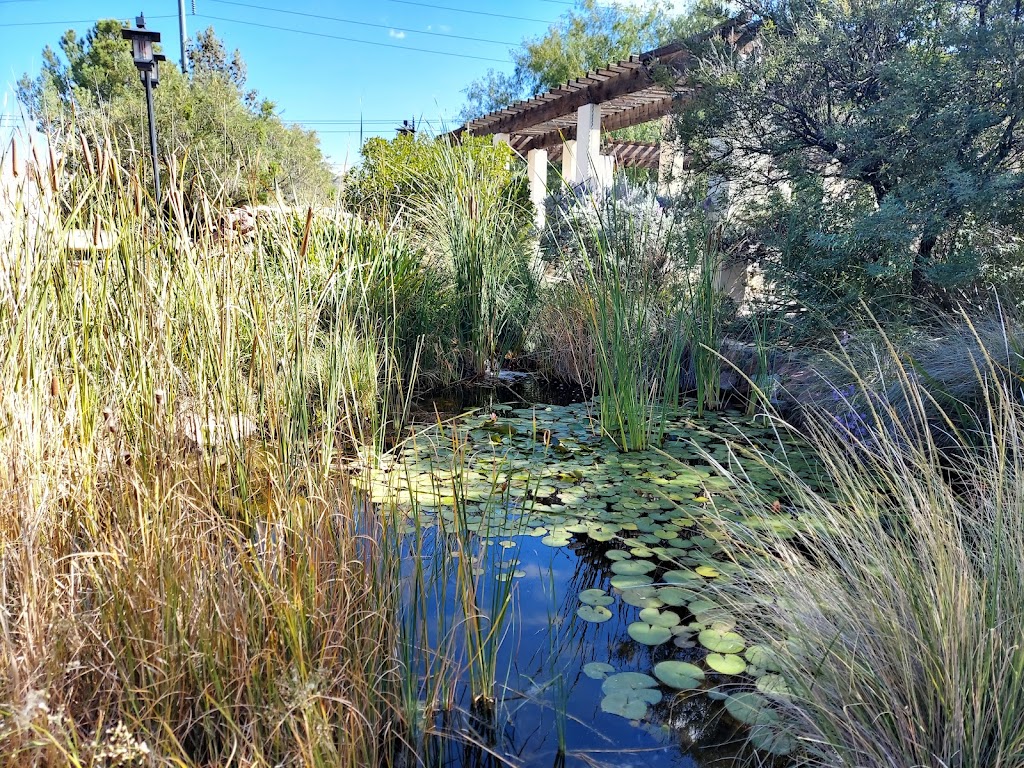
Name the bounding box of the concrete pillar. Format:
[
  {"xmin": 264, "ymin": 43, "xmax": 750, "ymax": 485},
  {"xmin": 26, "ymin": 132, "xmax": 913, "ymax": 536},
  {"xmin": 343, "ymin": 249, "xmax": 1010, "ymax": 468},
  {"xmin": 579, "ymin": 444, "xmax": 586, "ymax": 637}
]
[
  {"xmin": 575, "ymin": 103, "xmax": 601, "ymax": 187},
  {"xmin": 560, "ymin": 140, "xmax": 577, "ymax": 185},
  {"xmin": 527, "ymin": 148, "xmax": 548, "ymax": 230},
  {"xmin": 492, "ymin": 133, "xmax": 510, "ymax": 147},
  {"xmin": 596, "ymin": 154, "xmax": 614, "ymax": 190}
]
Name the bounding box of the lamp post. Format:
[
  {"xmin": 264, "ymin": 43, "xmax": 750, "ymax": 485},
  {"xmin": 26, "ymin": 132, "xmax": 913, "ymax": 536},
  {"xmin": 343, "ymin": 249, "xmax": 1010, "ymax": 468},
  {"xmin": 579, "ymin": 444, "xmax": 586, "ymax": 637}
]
[{"xmin": 121, "ymin": 14, "xmax": 166, "ymax": 205}]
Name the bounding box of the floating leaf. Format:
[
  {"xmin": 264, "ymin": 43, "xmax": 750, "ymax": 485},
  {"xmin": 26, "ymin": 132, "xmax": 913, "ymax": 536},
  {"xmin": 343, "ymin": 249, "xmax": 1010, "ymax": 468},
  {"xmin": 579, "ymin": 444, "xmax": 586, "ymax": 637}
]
[
  {"xmin": 627, "ymin": 622, "xmax": 672, "ymax": 646},
  {"xmin": 653, "ymin": 661, "xmax": 705, "ymax": 690},
  {"xmin": 610, "ymin": 574, "xmax": 654, "ymax": 589},
  {"xmin": 602, "ymin": 672, "xmax": 659, "ymax": 693},
  {"xmin": 638, "ymin": 608, "xmax": 681, "ymax": 628},
  {"xmin": 577, "ymin": 605, "xmax": 613, "ymax": 623},
  {"xmin": 699, "ymin": 629, "xmax": 746, "ymax": 654},
  {"xmin": 756, "ymin": 673, "xmax": 793, "ymax": 699},
  {"xmin": 583, "ymin": 662, "xmax": 615, "ymax": 680},
  {"xmin": 610, "ymin": 559, "xmax": 656, "ymax": 576},
  {"xmin": 706, "ymin": 653, "xmax": 747, "ymax": 675},
  {"xmin": 579, "ymin": 589, "xmax": 614, "ymax": 607},
  {"xmin": 724, "ymin": 692, "xmax": 778, "ymax": 726},
  {"xmin": 749, "ymin": 724, "xmax": 796, "ymax": 755}
]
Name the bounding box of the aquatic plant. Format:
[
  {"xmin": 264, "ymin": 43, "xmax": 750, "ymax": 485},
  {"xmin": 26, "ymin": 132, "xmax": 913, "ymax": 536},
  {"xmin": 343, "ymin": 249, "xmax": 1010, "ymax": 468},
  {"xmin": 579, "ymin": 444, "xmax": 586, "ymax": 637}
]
[
  {"xmin": 0, "ymin": 132, "xmax": 415, "ymax": 767},
  {"xmin": 704, "ymin": 318, "xmax": 1024, "ymax": 766},
  {"xmin": 413, "ymin": 141, "xmax": 537, "ymax": 377},
  {"xmin": 564, "ymin": 185, "xmax": 686, "ymax": 451}
]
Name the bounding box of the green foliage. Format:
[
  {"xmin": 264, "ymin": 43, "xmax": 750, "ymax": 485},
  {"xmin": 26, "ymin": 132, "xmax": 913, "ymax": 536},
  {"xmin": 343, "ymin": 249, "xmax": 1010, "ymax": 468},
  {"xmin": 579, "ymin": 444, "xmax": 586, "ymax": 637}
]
[
  {"xmin": 709, "ymin": 317, "xmax": 1024, "ymax": 767},
  {"xmin": 678, "ymin": 0, "xmax": 1024, "ymax": 310},
  {"xmin": 460, "ymin": 0, "xmax": 725, "ymax": 121},
  {"xmin": 343, "ymin": 133, "xmax": 522, "ymax": 224},
  {"xmin": 412, "ymin": 143, "xmax": 537, "ymax": 376},
  {"xmin": 18, "ymin": 21, "xmax": 334, "ymax": 207}
]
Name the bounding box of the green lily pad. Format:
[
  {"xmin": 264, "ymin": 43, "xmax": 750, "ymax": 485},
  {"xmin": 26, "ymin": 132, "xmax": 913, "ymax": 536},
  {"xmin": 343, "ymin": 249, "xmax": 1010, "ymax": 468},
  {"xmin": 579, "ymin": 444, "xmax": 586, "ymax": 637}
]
[
  {"xmin": 621, "ymin": 587, "xmax": 663, "ymax": 609},
  {"xmin": 638, "ymin": 608, "xmax": 681, "ymax": 628},
  {"xmin": 724, "ymin": 692, "xmax": 778, "ymax": 726},
  {"xmin": 663, "ymin": 569, "xmax": 703, "ymax": 584},
  {"xmin": 699, "ymin": 629, "xmax": 746, "ymax": 654},
  {"xmin": 601, "ymin": 672, "xmax": 659, "ymax": 693},
  {"xmin": 695, "ymin": 565, "xmax": 721, "ymax": 578},
  {"xmin": 600, "ymin": 689, "xmax": 660, "ymax": 720},
  {"xmin": 579, "ymin": 588, "xmax": 614, "ymax": 607},
  {"xmin": 749, "ymin": 724, "xmax": 796, "ymax": 755},
  {"xmin": 706, "ymin": 653, "xmax": 747, "ymax": 675},
  {"xmin": 627, "ymin": 622, "xmax": 672, "ymax": 646},
  {"xmin": 756, "ymin": 673, "xmax": 793, "ymax": 699},
  {"xmin": 653, "ymin": 661, "xmax": 705, "ymax": 690},
  {"xmin": 583, "ymin": 662, "xmax": 615, "ymax": 680},
  {"xmin": 745, "ymin": 644, "xmax": 783, "ymax": 672},
  {"xmin": 577, "ymin": 605, "xmax": 613, "ymax": 623},
  {"xmin": 610, "ymin": 559, "xmax": 657, "ymax": 576},
  {"xmin": 610, "ymin": 573, "xmax": 654, "ymax": 589}
]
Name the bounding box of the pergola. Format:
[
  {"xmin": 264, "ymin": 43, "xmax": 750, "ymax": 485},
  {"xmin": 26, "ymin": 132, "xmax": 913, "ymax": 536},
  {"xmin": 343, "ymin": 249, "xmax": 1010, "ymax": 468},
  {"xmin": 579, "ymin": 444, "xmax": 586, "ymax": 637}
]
[{"xmin": 453, "ymin": 14, "xmax": 759, "ymax": 226}]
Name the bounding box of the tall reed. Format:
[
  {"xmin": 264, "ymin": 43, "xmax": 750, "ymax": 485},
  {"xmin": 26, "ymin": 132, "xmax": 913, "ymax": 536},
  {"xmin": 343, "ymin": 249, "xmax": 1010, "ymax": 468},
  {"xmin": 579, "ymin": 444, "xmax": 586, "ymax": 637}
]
[
  {"xmin": 703, "ymin": 316, "xmax": 1024, "ymax": 766},
  {"xmin": 413, "ymin": 142, "xmax": 536, "ymax": 377},
  {"xmin": 567, "ymin": 186, "xmax": 684, "ymax": 451},
  {"xmin": 0, "ymin": 131, "xmax": 410, "ymax": 766}
]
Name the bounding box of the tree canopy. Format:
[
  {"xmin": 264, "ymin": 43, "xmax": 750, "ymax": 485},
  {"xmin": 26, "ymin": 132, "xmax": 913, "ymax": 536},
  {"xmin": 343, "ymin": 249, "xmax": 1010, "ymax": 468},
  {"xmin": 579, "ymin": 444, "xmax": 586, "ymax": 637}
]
[
  {"xmin": 18, "ymin": 21, "xmax": 334, "ymax": 206},
  {"xmin": 460, "ymin": 0, "xmax": 725, "ymax": 122},
  {"xmin": 676, "ymin": 0, "xmax": 1024, "ymax": 310}
]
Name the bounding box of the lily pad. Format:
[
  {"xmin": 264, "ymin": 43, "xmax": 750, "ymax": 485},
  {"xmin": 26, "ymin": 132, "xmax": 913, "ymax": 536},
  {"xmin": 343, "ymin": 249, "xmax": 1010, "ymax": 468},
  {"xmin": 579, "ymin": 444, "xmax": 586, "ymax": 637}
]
[
  {"xmin": 601, "ymin": 672, "xmax": 659, "ymax": 693},
  {"xmin": 638, "ymin": 608, "xmax": 681, "ymax": 628},
  {"xmin": 706, "ymin": 653, "xmax": 747, "ymax": 675},
  {"xmin": 749, "ymin": 724, "xmax": 797, "ymax": 755},
  {"xmin": 577, "ymin": 605, "xmax": 613, "ymax": 623},
  {"xmin": 610, "ymin": 573, "xmax": 654, "ymax": 590},
  {"xmin": 583, "ymin": 662, "xmax": 615, "ymax": 680},
  {"xmin": 610, "ymin": 559, "xmax": 657, "ymax": 576},
  {"xmin": 600, "ymin": 688, "xmax": 660, "ymax": 720},
  {"xmin": 579, "ymin": 588, "xmax": 614, "ymax": 607},
  {"xmin": 756, "ymin": 673, "xmax": 793, "ymax": 699},
  {"xmin": 724, "ymin": 692, "xmax": 778, "ymax": 726},
  {"xmin": 627, "ymin": 622, "xmax": 672, "ymax": 646},
  {"xmin": 699, "ymin": 629, "xmax": 746, "ymax": 654},
  {"xmin": 653, "ymin": 661, "xmax": 705, "ymax": 690}
]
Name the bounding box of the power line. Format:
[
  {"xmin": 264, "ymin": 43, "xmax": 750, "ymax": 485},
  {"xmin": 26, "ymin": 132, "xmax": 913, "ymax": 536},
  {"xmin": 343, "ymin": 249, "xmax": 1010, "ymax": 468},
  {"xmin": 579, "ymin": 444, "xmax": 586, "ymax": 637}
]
[
  {"xmin": 207, "ymin": 0, "xmax": 519, "ymax": 47},
  {"xmin": 373, "ymin": 0, "xmax": 553, "ymax": 25},
  {"xmin": 0, "ymin": 14, "xmax": 178, "ymax": 29},
  {"xmin": 196, "ymin": 13, "xmax": 511, "ymax": 63}
]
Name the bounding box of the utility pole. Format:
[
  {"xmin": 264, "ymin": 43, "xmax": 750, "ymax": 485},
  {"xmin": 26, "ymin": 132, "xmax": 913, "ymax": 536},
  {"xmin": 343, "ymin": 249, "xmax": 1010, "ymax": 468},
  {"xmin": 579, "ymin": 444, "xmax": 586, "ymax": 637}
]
[{"xmin": 178, "ymin": 0, "xmax": 188, "ymax": 75}]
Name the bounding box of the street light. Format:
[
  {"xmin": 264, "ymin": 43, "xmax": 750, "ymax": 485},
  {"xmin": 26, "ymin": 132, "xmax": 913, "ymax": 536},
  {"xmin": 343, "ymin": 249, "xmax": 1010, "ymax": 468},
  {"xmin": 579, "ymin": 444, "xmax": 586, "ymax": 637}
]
[{"xmin": 122, "ymin": 14, "xmax": 165, "ymax": 205}]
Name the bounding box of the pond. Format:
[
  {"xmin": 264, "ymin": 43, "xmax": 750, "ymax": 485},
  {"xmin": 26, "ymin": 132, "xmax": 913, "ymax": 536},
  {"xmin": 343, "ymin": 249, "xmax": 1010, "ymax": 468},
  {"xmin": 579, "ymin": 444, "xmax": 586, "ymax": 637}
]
[{"xmin": 359, "ymin": 380, "xmax": 816, "ymax": 767}]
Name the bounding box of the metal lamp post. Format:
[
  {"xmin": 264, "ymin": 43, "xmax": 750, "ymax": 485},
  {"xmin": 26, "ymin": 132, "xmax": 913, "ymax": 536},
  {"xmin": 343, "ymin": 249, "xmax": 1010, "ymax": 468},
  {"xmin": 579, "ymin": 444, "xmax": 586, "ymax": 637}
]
[{"xmin": 121, "ymin": 14, "xmax": 166, "ymax": 205}]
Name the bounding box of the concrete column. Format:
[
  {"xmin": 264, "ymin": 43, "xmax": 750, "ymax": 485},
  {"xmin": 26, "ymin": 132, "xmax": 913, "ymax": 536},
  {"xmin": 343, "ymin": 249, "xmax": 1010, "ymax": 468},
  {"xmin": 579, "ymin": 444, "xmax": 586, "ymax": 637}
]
[
  {"xmin": 575, "ymin": 103, "xmax": 601, "ymax": 187},
  {"xmin": 492, "ymin": 132, "xmax": 510, "ymax": 147},
  {"xmin": 596, "ymin": 154, "xmax": 614, "ymax": 190},
  {"xmin": 527, "ymin": 148, "xmax": 548, "ymax": 230},
  {"xmin": 560, "ymin": 140, "xmax": 577, "ymax": 185}
]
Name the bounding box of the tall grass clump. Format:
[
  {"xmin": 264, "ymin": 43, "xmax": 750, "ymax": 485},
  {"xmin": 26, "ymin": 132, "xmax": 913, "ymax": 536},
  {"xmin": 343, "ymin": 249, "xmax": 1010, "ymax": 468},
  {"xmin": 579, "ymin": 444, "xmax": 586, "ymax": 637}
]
[
  {"xmin": 703, "ymin": 316, "xmax": 1024, "ymax": 766},
  {"xmin": 414, "ymin": 142, "xmax": 536, "ymax": 378},
  {"xmin": 561, "ymin": 184, "xmax": 685, "ymax": 451},
  {"xmin": 0, "ymin": 131, "xmax": 414, "ymax": 766}
]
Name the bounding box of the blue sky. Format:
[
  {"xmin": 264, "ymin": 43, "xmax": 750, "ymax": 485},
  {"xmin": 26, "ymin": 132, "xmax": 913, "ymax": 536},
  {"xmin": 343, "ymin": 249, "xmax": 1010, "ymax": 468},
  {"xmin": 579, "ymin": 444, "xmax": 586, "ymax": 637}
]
[{"xmin": 0, "ymin": 0, "xmax": 593, "ymax": 169}]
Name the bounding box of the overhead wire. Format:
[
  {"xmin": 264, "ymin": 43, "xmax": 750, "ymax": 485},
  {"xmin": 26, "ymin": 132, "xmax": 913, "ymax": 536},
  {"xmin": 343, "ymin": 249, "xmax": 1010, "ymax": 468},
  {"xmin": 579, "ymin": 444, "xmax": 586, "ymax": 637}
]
[
  {"xmin": 206, "ymin": 0, "xmax": 520, "ymax": 46},
  {"xmin": 195, "ymin": 12, "xmax": 511, "ymax": 62}
]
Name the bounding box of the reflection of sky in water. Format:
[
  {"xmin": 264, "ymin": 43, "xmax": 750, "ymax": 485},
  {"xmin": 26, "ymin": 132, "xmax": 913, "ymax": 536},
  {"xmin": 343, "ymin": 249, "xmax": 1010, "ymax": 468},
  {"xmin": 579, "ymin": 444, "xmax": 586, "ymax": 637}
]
[
  {"xmin": 384, "ymin": 382, "xmax": 804, "ymax": 767},
  {"xmin": 398, "ymin": 526, "xmax": 750, "ymax": 767}
]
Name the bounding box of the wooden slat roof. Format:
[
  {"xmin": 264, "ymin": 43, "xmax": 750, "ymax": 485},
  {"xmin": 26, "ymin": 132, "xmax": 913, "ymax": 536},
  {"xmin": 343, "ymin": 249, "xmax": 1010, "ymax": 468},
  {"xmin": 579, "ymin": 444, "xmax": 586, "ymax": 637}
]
[
  {"xmin": 548, "ymin": 141, "xmax": 662, "ymax": 170},
  {"xmin": 454, "ymin": 14, "xmax": 759, "ymax": 155}
]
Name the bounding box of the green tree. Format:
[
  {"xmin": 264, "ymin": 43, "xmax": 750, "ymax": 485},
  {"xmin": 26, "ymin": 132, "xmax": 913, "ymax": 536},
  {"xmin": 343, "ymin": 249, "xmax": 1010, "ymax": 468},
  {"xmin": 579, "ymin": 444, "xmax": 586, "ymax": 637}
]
[
  {"xmin": 18, "ymin": 21, "xmax": 334, "ymax": 206},
  {"xmin": 676, "ymin": 0, "xmax": 1024, "ymax": 309},
  {"xmin": 459, "ymin": 0, "xmax": 723, "ymax": 121}
]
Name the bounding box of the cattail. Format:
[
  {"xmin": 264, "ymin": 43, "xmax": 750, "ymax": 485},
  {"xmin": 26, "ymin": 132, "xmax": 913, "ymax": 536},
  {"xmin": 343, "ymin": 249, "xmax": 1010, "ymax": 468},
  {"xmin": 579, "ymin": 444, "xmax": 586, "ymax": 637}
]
[
  {"xmin": 79, "ymin": 133, "xmax": 94, "ymax": 175},
  {"xmin": 10, "ymin": 138, "xmax": 17, "ymax": 179},
  {"xmin": 50, "ymin": 374, "xmax": 59, "ymax": 399},
  {"xmin": 47, "ymin": 143, "xmax": 58, "ymax": 194},
  {"xmin": 154, "ymin": 389, "xmax": 165, "ymax": 410}
]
